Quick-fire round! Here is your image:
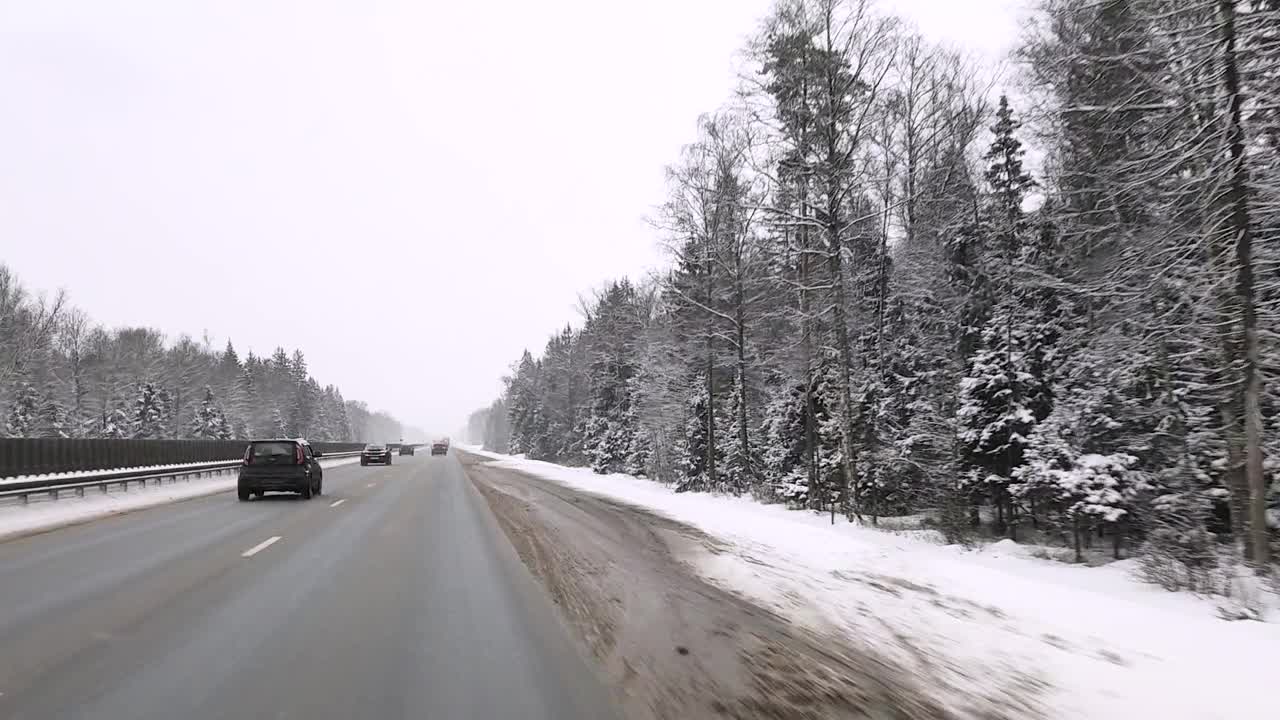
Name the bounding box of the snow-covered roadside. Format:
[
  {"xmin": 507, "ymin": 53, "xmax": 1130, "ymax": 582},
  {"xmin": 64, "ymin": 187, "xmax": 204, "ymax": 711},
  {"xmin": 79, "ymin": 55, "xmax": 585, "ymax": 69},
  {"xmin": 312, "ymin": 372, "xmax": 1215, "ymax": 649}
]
[
  {"xmin": 0, "ymin": 455, "xmax": 361, "ymax": 542},
  {"xmin": 462, "ymin": 447, "xmax": 1280, "ymax": 720},
  {"xmin": 1, "ymin": 459, "xmax": 231, "ymax": 485}
]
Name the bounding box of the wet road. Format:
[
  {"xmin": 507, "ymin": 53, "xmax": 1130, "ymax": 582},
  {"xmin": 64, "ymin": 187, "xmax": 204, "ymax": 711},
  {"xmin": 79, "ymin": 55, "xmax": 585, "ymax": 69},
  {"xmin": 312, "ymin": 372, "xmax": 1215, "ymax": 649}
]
[{"xmin": 0, "ymin": 454, "xmax": 617, "ymax": 720}]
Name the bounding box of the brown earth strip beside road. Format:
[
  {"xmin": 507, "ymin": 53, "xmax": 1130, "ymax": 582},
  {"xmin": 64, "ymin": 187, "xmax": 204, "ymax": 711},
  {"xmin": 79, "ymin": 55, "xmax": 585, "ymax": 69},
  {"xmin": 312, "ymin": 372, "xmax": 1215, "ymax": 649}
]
[{"xmin": 460, "ymin": 450, "xmax": 996, "ymax": 720}]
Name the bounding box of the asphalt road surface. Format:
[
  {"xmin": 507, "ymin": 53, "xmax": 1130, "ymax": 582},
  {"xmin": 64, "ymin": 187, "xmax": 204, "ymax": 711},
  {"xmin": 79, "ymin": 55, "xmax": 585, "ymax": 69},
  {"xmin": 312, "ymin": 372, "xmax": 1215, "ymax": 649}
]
[{"xmin": 0, "ymin": 454, "xmax": 619, "ymax": 720}]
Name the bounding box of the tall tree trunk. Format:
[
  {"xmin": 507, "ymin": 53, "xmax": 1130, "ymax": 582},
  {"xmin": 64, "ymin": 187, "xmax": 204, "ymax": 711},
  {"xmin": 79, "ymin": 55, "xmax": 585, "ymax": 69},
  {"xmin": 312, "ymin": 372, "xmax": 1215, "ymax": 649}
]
[
  {"xmin": 735, "ymin": 265, "xmax": 752, "ymax": 492},
  {"xmin": 826, "ymin": 211, "xmax": 859, "ymax": 520},
  {"xmin": 1218, "ymin": 0, "xmax": 1269, "ymax": 568},
  {"xmin": 798, "ymin": 186, "xmax": 821, "ymax": 512},
  {"xmin": 705, "ymin": 239, "xmax": 718, "ymax": 492}
]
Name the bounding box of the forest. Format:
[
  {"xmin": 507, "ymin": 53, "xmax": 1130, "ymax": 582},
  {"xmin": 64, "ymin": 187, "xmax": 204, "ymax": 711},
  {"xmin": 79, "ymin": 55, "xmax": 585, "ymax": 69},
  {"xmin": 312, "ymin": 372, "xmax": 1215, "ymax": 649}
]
[
  {"xmin": 470, "ymin": 0, "xmax": 1280, "ymax": 581},
  {"xmin": 0, "ymin": 264, "xmax": 407, "ymax": 445}
]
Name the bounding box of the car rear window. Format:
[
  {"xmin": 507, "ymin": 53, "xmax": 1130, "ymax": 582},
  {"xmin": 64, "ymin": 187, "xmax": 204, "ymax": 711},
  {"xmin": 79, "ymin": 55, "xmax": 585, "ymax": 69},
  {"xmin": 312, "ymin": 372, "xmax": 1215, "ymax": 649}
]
[
  {"xmin": 365, "ymin": 444, "xmax": 384, "ymax": 450},
  {"xmin": 251, "ymin": 441, "xmax": 296, "ymax": 460}
]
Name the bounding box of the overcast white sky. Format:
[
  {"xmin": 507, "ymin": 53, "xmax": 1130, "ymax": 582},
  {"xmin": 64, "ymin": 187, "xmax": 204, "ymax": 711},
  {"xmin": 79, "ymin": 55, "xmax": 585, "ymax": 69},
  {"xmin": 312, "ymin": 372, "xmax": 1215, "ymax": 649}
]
[{"xmin": 0, "ymin": 0, "xmax": 1026, "ymax": 433}]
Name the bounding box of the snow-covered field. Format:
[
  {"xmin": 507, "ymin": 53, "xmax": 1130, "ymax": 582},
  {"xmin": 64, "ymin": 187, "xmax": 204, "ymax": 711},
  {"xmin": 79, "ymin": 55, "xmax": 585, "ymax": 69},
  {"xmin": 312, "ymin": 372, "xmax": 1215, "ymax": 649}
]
[
  {"xmin": 463, "ymin": 446, "xmax": 1279, "ymax": 720},
  {"xmin": 0, "ymin": 455, "xmax": 361, "ymax": 542}
]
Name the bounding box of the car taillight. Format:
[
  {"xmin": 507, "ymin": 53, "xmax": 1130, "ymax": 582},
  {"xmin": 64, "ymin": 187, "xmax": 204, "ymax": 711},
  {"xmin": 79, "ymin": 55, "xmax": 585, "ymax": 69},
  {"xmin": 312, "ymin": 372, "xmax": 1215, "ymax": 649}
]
[
  {"xmin": 243, "ymin": 446, "xmax": 252, "ymax": 465},
  {"xmin": 295, "ymin": 445, "xmax": 305, "ymax": 465}
]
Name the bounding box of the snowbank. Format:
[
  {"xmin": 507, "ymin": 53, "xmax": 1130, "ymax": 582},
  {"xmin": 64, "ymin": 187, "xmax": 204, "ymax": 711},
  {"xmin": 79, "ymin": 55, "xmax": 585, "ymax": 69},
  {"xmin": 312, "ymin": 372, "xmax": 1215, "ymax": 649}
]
[
  {"xmin": 0, "ymin": 455, "xmax": 361, "ymax": 542},
  {"xmin": 463, "ymin": 447, "xmax": 1279, "ymax": 720},
  {"xmin": 1, "ymin": 459, "xmax": 229, "ymax": 485}
]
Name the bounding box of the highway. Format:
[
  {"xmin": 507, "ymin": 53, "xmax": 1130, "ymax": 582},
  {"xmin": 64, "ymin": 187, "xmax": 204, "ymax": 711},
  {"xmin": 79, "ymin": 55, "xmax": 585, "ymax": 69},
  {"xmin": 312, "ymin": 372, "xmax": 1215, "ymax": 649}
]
[{"xmin": 0, "ymin": 454, "xmax": 619, "ymax": 720}]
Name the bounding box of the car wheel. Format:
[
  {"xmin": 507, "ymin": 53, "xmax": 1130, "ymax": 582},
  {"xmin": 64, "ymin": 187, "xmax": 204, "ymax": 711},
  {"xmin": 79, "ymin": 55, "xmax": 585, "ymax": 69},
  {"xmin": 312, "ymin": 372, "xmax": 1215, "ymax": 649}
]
[
  {"xmin": 316, "ymin": 481, "xmax": 323, "ymax": 496},
  {"xmin": 360, "ymin": 459, "xmax": 367, "ymax": 466},
  {"xmin": 238, "ymin": 488, "xmax": 251, "ymax": 502}
]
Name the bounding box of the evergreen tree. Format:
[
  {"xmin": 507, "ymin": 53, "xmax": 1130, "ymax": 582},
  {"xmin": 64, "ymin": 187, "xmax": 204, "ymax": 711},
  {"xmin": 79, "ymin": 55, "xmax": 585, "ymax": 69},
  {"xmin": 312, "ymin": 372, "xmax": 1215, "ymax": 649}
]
[
  {"xmin": 271, "ymin": 408, "xmax": 288, "ymax": 438},
  {"xmin": 761, "ymin": 382, "xmax": 812, "ymax": 505},
  {"xmin": 287, "ymin": 378, "xmax": 318, "ymax": 438},
  {"xmin": 98, "ymin": 407, "xmax": 130, "ymax": 439},
  {"xmin": 189, "ymin": 386, "xmax": 232, "ymax": 439},
  {"xmin": 721, "ymin": 374, "xmax": 760, "ymax": 492},
  {"xmin": 133, "ymin": 382, "xmax": 165, "ymax": 439},
  {"xmin": 220, "ymin": 340, "xmax": 240, "ymax": 373},
  {"xmin": 37, "ymin": 394, "xmax": 69, "ymax": 438},
  {"xmin": 677, "ymin": 374, "xmax": 723, "ymax": 491},
  {"xmin": 4, "ymin": 384, "xmax": 41, "ymax": 437},
  {"xmin": 956, "ymin": 97, "xmax": 1056, "ymax": 533}
]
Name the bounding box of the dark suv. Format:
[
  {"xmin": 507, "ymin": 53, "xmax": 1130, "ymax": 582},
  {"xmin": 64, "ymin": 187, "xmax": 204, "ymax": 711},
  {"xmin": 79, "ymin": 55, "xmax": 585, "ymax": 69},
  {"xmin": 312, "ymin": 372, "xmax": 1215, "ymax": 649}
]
[
  {"xmin": 238, "ymin": 438, "xmax": 323, "ymax": 501},
  {"xmin": 361, "ymin": 443, "xmax": 392, "ymax": 466}
]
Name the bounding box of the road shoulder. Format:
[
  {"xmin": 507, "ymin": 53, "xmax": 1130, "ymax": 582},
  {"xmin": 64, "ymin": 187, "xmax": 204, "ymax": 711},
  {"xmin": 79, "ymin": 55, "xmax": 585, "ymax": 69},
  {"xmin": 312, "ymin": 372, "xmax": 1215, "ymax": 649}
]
[{"xmin": 460, "ymin": 451, "xmax": 963, "ymax": 720}]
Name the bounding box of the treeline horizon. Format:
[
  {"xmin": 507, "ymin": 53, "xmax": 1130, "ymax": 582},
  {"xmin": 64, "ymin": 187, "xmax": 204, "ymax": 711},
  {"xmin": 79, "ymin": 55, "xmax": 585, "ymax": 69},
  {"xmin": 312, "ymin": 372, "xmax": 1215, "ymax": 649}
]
[{"xmin": 1, "ymin": 263, "xmax": 416, "ymax": 445}]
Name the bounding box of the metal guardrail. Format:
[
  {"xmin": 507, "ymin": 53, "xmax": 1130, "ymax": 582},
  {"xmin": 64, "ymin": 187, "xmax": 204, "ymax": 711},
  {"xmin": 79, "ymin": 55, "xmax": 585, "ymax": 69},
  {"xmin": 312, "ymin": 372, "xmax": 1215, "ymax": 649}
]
[{"xmin": 0, "ymin": 451, "xmax": 365, "ymax": 505}]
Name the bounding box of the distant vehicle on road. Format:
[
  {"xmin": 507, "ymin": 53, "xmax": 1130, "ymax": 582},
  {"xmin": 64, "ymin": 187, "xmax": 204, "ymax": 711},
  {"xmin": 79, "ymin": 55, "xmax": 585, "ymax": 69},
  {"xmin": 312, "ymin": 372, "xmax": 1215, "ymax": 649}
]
[
  {"xmin": 399, "ymin": 443, "xmax": 415, "ymax": 456},
  {"xmin": 431, "ymin": 438, "xmax": 450, "ymax": 456},
  {"xmin": 238, "ymin": 438, "xmax": 324, "ymax": 501},
  {"xmin": 361, "ymin": 443, "xmax": 393, "ymax": 466}
]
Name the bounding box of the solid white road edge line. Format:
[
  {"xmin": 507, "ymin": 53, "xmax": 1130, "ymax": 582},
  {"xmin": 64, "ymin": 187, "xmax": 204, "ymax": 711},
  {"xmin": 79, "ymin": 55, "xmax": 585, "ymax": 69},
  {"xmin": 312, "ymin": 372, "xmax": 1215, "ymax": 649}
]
[
  {"xmin": 241, "ymin": 535, "xmax": 282, "ymax": 558},
  {"xmin": 366, "ymin": 483, "xmax": 376, "ymax": 488},
  {"xmin": 329, "ymin": 499, "xmax": 346, "ymax": 508}
]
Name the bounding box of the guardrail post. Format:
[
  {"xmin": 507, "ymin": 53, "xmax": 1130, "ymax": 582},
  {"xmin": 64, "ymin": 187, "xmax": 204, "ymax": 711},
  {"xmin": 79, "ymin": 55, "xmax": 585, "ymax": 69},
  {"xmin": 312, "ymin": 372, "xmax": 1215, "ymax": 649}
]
[
  {"xmin": 76, "ymin": 487, "xmax": 85, "ymax": 498},
  {"xmin": 20, "ymin": 493, "xmax": 28, "ymax": 505},
  {"xmin": 48, "ymin": 489, "xmax": 57, "ymax": 501},
  {"xmin": 100, "ymin": 483, "xmax": 108, "ymax": 494}
]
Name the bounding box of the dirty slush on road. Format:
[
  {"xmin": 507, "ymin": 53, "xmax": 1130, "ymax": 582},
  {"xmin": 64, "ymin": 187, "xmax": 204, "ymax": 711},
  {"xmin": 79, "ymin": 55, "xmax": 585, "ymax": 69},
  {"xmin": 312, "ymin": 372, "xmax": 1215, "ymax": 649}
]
[{"xmin": 460, "ymin": 453, "xmax": 1028, "ymax": 720}]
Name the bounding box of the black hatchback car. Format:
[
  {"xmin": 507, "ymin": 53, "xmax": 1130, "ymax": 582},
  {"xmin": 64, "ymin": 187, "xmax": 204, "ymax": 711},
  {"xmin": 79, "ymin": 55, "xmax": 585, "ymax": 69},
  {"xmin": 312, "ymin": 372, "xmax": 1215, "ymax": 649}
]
[{"xmin": 238, "ymin": 438, "xmax": 323, "ymax": 501}]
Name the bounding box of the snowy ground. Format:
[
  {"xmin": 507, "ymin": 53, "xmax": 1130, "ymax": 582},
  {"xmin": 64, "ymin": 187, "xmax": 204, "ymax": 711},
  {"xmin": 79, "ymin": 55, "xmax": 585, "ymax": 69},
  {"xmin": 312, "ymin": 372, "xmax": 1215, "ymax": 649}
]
[
  {"xmin": 462, "ymin": 446, "xmax": 1279, "ymax": 720},
  {"xmin": 0, "ymin": 455, "xmax": 361, "ymax": 542},
  {"xmin": 0, "ymin": 459, "xmax": 233, "ymax": 485}
]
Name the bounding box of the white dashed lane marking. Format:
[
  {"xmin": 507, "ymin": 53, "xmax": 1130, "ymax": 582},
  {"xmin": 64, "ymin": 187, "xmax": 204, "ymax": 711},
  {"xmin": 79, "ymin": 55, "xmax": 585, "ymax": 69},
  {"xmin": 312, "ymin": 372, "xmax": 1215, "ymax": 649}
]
[
  {"xmin": 329, "ymin": 499, "xmax": 346, "ymax": 508},
  {"xmin": 241, "ymin": 536, "xmax": 282, "ymax": 558}
]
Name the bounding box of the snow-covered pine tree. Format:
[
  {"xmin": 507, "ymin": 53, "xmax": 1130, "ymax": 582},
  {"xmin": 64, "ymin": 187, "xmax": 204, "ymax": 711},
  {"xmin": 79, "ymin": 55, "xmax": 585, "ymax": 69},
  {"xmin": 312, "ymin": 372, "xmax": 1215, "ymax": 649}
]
[
  {"xmin": 271, "ymin": 408, "xmax": 288, "ymax": 438},
  {"xmin": 98, "ymin": 407, "xmax": 130, "ymax": 439},
  {"xmin": 955, "ymin": 96, "xmax": 1054, "ymax": 534},
  {"xmin": 133, "ymin": 382, "xmax": 165, "ymax": 439},
  {"xmin": 1014, "ymin": 348, "xmax": 1149, "ymax": 557},
  {"xmin": 761, "ymin": 382, "xmax": 811, "ymax": 506},
  {"xmin": 37, "ymin": 394, "xmax": 69, "ymax": 438},
  {"xmin": 576, "ymin": 280, "xmax": 648, "ymax": 475},
  {"xmin": 287, "ymin": 378, "xmax": 318, "ymax": 438},
  {"xmin": 720, "ymin": 373, "xmax": 760, "ymax": 492},
  {"xmin": 677, "ymin": 373, "xmax": 726, "ymax": 492},
  {"xmin": 189, "ymin": 386, "xmax": 231, "ymax": 439},
  {"xmin": 4, "ymin": 384, "xmax": 41, "ymax": 437},
  {"xmin": 505, "ymin": 350, "xmax": 543, "ymax": 457},
  {"xmin": 328, "ymin": 387, "xmax": 352, "ymax": 441}
]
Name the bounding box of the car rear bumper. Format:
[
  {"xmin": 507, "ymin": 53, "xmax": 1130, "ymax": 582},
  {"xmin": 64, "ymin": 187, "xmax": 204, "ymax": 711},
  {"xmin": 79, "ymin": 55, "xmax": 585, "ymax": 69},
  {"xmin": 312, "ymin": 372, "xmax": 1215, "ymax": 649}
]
[
  {"xmin": 238, "ymin": 474, "xmax": 310, "ymax": 493},
  {"xmin": 361, "ymin": 456, "xmax": 391, "ymax": 463}
]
